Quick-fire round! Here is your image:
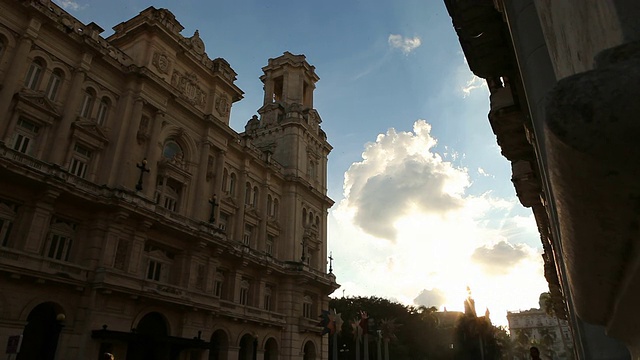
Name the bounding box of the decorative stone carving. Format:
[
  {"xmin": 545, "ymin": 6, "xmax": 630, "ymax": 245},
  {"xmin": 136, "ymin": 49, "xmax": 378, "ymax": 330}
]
[
  {"xmin": 190, "ymin": 30, "xmax": 205, "ymax": 55},
  {"xmin": 215, "ymin": 94, "xmax": 230, "ymax": 116},
  {"xmin": 171, "ymin": 70, "xmax": 206, "ymax": 107},
  {"xmin": 152, "ymin": 51, "xmax": 170, "ymax": 74}
]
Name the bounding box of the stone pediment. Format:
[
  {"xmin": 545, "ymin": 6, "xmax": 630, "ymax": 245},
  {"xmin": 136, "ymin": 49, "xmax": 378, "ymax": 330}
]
[
  {"xmin": 267, "ymin": 218, "xmax": 281, "ymax": 230},
  {"xmin": 15, "ymin": 91, "xmax": 61, "ymax": 119},
  {"xmin": 72, "ymin": 119, "xmax": 109, "ymax": 145},
  {"xmin": 221, "ymin": 194, "xmax": 237, "ymax": 208},
  {"xmin": 245, "ymin": 206, "xmax": 261, "ymax": 221}
]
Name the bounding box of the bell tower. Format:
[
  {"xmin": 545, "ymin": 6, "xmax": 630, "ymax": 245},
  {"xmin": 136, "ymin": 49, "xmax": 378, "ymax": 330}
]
[{"xmin": 245, "ymin": 52, "xmax": 330, "ymax": 192}]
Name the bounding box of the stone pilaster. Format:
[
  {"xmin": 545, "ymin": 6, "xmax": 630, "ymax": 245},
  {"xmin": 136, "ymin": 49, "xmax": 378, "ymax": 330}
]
[
  {"xmin": 0, "ymin": 19, "xmax": 40, "ymax": 132},
  {"xmin": 50, "ymin": 54, "xmax": 92, "ymax": 165}
]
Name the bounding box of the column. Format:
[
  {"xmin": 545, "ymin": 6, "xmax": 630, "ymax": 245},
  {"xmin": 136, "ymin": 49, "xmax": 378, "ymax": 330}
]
[
  {"xmin": 18, "ymin": 190, "xmax": 59, "ymax": 254},
  {"xmin": 282, "ymin": 183, "xmax": 297, "ymax": 260},
  {"xmin": 116, "ymin": 97, "xmax": 145, "ymax": 188},
  {"xmin": 191, "ymin": 140, "xmax": 211, "ymax": 220},
  {"xmin": 128, "ymin": 220, "xmax": 152, "ymax": 276},
  {"xmin": 257, "ymin": 182, "xmax": 269, "ymax": 252},
  {"xmin": 0, "ymin": 19, "xmax": 40, "ymax": 133},
  {"xmin": 263, "ymin": 76, "xmax": 274, "ymax": 104},
  {"xmin": 233, "ymin": 169, "xmax": 248, "ymax": 243},
  {"xmin": 143, "ymin": 111, "xmax": 164, "ymax": 198},
  {"xmin": 212, "ymin": 150, "xmax": 226, "ymax": 224},
  {"xmin": 49, "ymin": 65, "xmax": 88, "ymax": 164}
]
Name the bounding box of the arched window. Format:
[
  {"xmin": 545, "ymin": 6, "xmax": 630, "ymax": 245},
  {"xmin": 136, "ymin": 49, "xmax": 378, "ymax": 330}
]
[
  {"xmin": 96, "ymin": 97, "xmax": 110, "ymax": 125},
  {"xmin": 45, "ymin": 68, "xmax": 63, "ymax": 101},
  {"xmin": 222, "ymin": 169, "xmax": 229, "ymax": 193},
  {"xmin": 273, "ymin": 198, "xmax": 279, "ymax": 219},
  {"xmin": 229, "ymin": 173, "xmax": 236, "ymax": 197},
  {"xmin": 162, "ymin": 140, "xmax": 182, "ymax": 160},
  {"xmin": 79, "ymin": 88, "xmax": 96, "ymax": 118},
  {"xmin": 252, "ymin": 186, "xmax": 259, "ymax": 207},
  {"xmin": 245, "ymin": 183, "xmax": 251, "ymax": 205},
  {"xmin": 213, "ymin": 270, "xmax": 224, "ymax": 298},
  {"xmin": 24, "ymin": 58, "xmax": 44, "ymax": 90}
]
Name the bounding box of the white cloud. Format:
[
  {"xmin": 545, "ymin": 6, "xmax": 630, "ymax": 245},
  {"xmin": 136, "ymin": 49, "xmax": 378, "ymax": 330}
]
[
  {"xmin": 388, "ymin": 34, "xmax": 422, "ymax": 55},
  {"xmin": 342, "ymin": 120, "xmax": 468, "ymax": 240},
  {"xmin": 58, "ymin": 0, "xmax": 83, "ymax": 10},
  {"xmin": 461, "ymin": 74, "xmax": 486, "ymax": 97},
  {"xmin": 478, "ymin": 167, "xmax": 490, "ymax": 177},
  {"xmin": 330, "ymin": 119, "xmax": 547, "ymax": 327}
]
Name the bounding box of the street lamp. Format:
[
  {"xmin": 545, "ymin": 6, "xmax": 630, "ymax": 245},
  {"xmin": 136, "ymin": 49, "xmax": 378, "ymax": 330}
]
[
  {"xmin": 135, "ymin": 158, "xmax": 150, "ymax": 191},
  {"xmin": 209, "ymin": 194, "xmax": 218, "ymax": 224},
  {"xmin": 339, "ymin": 344, "xmax": 350, "ymax": 360}
]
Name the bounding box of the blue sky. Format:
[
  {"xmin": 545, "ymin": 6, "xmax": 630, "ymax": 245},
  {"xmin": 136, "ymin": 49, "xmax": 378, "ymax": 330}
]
[{"xmin": 62, "ymin": 0, "xmax": 547, "ymax": 326}]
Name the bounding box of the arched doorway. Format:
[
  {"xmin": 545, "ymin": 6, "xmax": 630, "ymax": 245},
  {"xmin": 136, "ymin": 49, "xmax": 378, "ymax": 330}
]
[
  {"xmin": 126, "ymin": 312, "xmax": 170, "ymax": 360},
  {"xmin": 209, "ymin": 329, "xmax": 229, "ymax": 360},
  {"xmin": 238, "ymin": 334, "xmax": 257, "ymax": 360},
  {"xmin": 16, "ymin": 302, "xmax": 64, "ymax": 360},
  {"xmin": 264, "ymin": 337, "xmax": 279, "ymax": 360},
  {"xmin": 303, "ymin": 341, "xmax": 316, "ymax": 360}
]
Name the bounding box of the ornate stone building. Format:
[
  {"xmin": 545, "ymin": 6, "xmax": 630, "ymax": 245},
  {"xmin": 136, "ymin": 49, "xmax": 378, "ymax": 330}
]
[
  {"xmin": 0, "ymin": 1, "xmax": 338, "ymax": 359},
  {"xmin": 444, "ymin": 0, "xmax": 639, "ymax": 358},
  {"xmin": 507, "ymin": 309, "xmax": 572, "ymax": 359}
]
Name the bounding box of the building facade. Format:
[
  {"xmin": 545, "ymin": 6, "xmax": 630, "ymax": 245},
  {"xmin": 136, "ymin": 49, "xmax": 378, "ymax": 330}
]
[
  {"xmin": 507, "ymin": 309, "xmax": 572, "ymax": 359},
  {"xmin": 0, "ymin": 1, "xmax": 338, "ymax": 359},
  {"xmin": 444, "ymin": 0, "xmax": 640, "ymax": 358}
]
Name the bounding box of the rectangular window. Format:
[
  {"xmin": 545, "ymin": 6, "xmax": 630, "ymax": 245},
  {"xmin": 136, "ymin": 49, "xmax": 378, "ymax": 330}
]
[
  {"xmin": 69, "ymin": 144, "xmax": 91, "ymax": 178},
  {"xmin": 47, "ymin": 234, "xmax": 72, "ymax": 261},
  {"xmin": 147, "ymin": 260, "xmax": 162, "ymax": 281},
  {"xmin": 13, "ymin": 119, "xmax": 40, "ymax": 155},
  {"xmin": 69, "ymin": 158, "xmax": 87, "ymax": 178},
  {"xmin": 214, "ymin": 279, "xmax": 223, "ymax": 297},
  {"xmin": 243, "ymin": 225, "xmax": 253, "ymax": 246},
  {"xmin": 13, "ymin": 134, "xmax": 30, "ymax": 153},
  {"xmin": 219, "ymin": 213, "xmax": 229, "ymax": 231},
  {"xmin": 155, "ymin": 176, "xmax": 181, "ymax": 212},
  {"xmin": 266, "ymin": 235, "xmax": 274, "ymax": 256},
  {"xmin": 303, "ymin": 302, "xmax": 312, "ymax": 319}
]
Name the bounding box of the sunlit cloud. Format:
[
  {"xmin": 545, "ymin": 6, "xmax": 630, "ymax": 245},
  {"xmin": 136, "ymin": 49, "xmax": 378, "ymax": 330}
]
[
  {"xmin": 471, "ymin": 241, "xmax": 532, "ymax": 275},
  {"xmin": 58, "ymin": 0, "xmax": 84, "ymax": 10},
  {"xmin": 388, "ymin": 34, "xmax": 422, "ymax": 55},
  {"xmin": 342, "ymin": 120, "xmax": 468, "ymax": 241},
  {"xmin": 330, "ymin": 119, "xmax": 546, "ymax": 327},
  {"xmin": 461, "ymin": 74, "xmax": 486, "ymax": 97},
  {"xmin": 414, "ymin": 288, "xmax": 447, "ymax": 309}
]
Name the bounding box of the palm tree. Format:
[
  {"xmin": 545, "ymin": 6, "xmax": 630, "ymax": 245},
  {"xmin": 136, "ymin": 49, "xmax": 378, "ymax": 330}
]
[{"xmin": 540, "ymin": 292, "xmax": 571, "ymax": 358}]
